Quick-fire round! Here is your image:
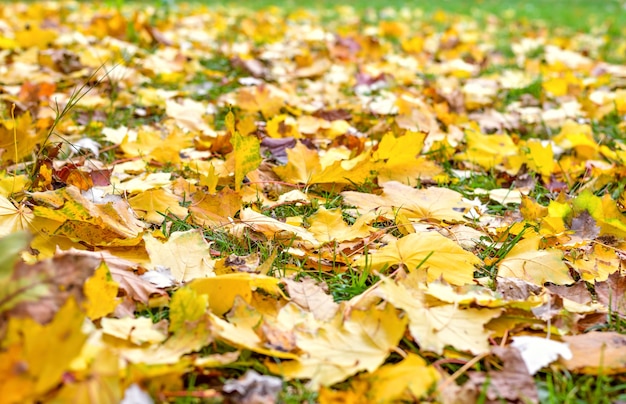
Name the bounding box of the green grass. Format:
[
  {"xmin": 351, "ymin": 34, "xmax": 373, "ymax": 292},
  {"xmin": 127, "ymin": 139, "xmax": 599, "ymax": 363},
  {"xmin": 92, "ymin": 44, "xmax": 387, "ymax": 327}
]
[
  {"xmin": 537, "ymin": 370, "xmax": 626, "ymax": 404},
  {"xmin": 159, "ymin": 0, "xmax": 626, "ymax": 32}
]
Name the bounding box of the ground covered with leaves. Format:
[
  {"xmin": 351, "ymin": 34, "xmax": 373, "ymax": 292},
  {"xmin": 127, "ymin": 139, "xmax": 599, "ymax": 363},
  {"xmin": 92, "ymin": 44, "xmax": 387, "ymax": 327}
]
[{"xmin": 2, "ymin": 1, "xmax": 626, "ymax": 403}]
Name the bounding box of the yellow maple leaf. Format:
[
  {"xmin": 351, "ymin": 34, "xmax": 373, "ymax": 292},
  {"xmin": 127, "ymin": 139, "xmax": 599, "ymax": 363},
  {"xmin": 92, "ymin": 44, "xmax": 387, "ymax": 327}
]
[
  {"xmin": 552, "ymin": 120, "xmax": 598, "ymax": 160},
  {"xmin": 351, "ymin": 353, "xmax": 440, "ymax": 402},
  {"xmin": 574, "ymin": 190, "xmax": 626, "ymax": 238},
  {"xmin": 188, "ymin": 272, "xmax": 284, "ymax": 316},
  {"xmin": 269, "ymin": 303, "xmax": 407, "ymax": 388},
  {"xmin": 1, "ymin": 298, "xmax": 87, "ymax": 400},
  {"xmin": 0, "ymin": 173, "xmax": 29, "ymax": 197},
  {"xmin": 237, "ymin": 207, "xmax": 320, "ymax": 248},
  {"xmin": 53, "ymin": 350, "xmax": 121, "ymax": 404},
  {"xmin": 568, "ymin": 243, "xmax": 620, "ymax": 282},
  {"xmin": 273, "ymin": 141, "xmax": 321, "ymax": 184},
  {"xmin": 188, "ymin": 187, "xmax": 242, "ymax": 228},
  {"xmin": 207, "ymin": 299, "xmax": 299, "ymax": 359},
  {"xmin": 0, "ymin": 112, "xmax": 46, "ymax": 164},
  {"xmin": 83, "ymin": 261, "xmax": 120, "ymax": 320},
  {"xmin": 0, "ymin": 196, "xmax": 34, "ymax": 236},
  {"xmin": 128, "ymin": 188, "xmax": 188, "ymax": 225},
  {"xmin": 14, "ymin": 24, "xmax": 58, "ymax": 49},
  {"xmin": 497, "ymin": 236, "xmax": 574, "ymax": 285},
  {"xmin": 307, "ymin": 207, "xmax": 374, "ymax": 243},
  {"xmin": 236, "ymin": 85, "xmax": 284, "ymax": 118},
  {"xmin": 232, "ymin": 129, "xmax": 262, "ymax": 191},
  {"xmin": 342, "ymin": 181, "xmax": 474, "ymax": 223},
  {"xmin": 520, "ymin": 139, "xmax": 555, "ymax": 178},
  {"xmin": 168, "ymin": 287, "xmax": 209, "ymax": 333},
  {"xmin": 310, "ymin": 151, "xmax": 376, "ymax": 185},
  {"xmin": 143, "ymin": 230, "xmax": 215, "ymax": 283},
  {"xmin": 266, "ymin": 114, "xmax": 299, "ymax": 138},
  {"xmin": 373, "ymin": 131, "xmax": 442, "ymax": 185},
  {"xmin": 454, "ymin": 130, "xmax": 518, "ymax": 170},
  {"xmin": 355, "ymin": 231, "xmax": 481, "ymax": 285},
  {"xmin": 542, "ymin": 76, "xmax": 569, "ymax": 97},
  {"xmin": 100, "ymin": 316, "xmax": 168, "ymax": 345},
  {"xmin": 376, "ymin": 275, "xmax": 501, "ymax": 354}
]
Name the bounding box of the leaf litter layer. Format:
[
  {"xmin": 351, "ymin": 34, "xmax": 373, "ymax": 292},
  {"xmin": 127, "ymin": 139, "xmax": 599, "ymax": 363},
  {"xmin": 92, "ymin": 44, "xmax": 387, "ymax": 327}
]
[{"xmin": 1, "ymin": 1, "xmax": 626, "ymax": 403}]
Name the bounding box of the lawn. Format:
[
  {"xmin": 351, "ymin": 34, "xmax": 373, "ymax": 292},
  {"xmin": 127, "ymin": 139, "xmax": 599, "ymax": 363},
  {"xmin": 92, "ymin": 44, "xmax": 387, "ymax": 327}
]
[{"xmin": 1, "ymin": 0, "xmax": 626, "ymax": 403}]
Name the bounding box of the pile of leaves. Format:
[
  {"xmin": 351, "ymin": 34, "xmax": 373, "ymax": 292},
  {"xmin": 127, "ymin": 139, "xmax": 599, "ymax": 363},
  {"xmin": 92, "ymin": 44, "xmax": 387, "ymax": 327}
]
[{"xmin": 1, "ymin": 1, "xmax": 626, "ymax": 402}]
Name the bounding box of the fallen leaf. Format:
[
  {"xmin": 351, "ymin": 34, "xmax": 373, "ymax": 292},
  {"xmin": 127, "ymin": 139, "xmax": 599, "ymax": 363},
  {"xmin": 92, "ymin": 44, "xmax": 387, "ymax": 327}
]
[
  {"xmin": 101, "ymin": 316, "xmax": 168, "ymax": 345},
  {"xmin": 497, "ymin": 236, "xmax": 574, "ymax": 285},
  {"xmin": 342, "ymin": 181, "xmax": 475, "ymax": 223},
  {"xmin": 188, "ymin": 273, "xmax": 283, "ymax": 316},
  {"xmin": 282, "ymin": 277, "xmax": 338, "ymax": 321},
  {"xmin": 144, "ymin": 230, "xmax": 216, "ymax": 283},
  {"xmin": 351, "ymin": 353, "xmax": 440, "ymax": 402},
  {"xmin": 83, "ymin": 261, "xmax": 120, "ymax": 320},
  {"xmin": 307, "ymin": 206, "xmax": 374, "ymax": 243},
  {"xmin": 376, "ymin": 275, "xmax": 501, "ymax": 354},
  {"xmin": 270, "ymin": 303, "xmax": 407, "ymax": 387},
  {"xmin": 510, "ymin": 336, "xmax": 572, "ymax": 375},
  {"xmin": 561, "ymin": 332, "xmax": 626, "ymax": 374},
  {"xmin": 355, "ymin": 231, "xmax": 482, "ymax": 285},
  {"xmin": 223, "ymin": 370, "xmax": 282, "ymax": 404},
  {"xmin": 595, "ymin": 272, "xmax": 626, "ymax": 316}
]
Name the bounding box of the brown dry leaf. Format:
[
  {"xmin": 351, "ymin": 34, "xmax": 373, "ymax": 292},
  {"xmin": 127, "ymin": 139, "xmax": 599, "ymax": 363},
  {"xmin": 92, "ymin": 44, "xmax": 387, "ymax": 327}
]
[
  {"xmin": 189, "ymin": 188, "xmax": 242, "ymax": 228},
  {"xmin": 595, "ymin": 272, "xmax": 626, "ymax": 316},
  {"xmin": 2, "ymin": 251, "xmax": 101, "ymax": 324},
  {"xmin": 461, "ymin": 346, "xmax": 539, "ymax": 404},
  {"xmin": 561, "ymin": 332, "xmax": 626, "ymax": 374},
  {"xmin": 56, "ymin": 248, "xmax": 167, "ymax": 304},
  {"xmin": 282, "ymin": 277, "xmax": 338, "ymax": 321},
  {"xmin": 31, "ymin": 186, "xmax": 145, "ymax": 247}
]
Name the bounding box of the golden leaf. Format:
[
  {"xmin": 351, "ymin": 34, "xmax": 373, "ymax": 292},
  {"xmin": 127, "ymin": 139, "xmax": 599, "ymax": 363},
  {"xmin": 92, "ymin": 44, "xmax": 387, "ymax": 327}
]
[
  {"xmin": 355, "ymin": 232, "xmax": 481, "ymax": 285},
  {"xmin": 83, "ymin": 261, "xmax": 120, "ymax": 320},
  {"xmin": 307, "ymin": 207, "xmax": 374, "ymax": 243},
  {"xmin": 377, "ymin": 276, "xmax": 501, "ymax": 354},
  {"xmin": 128, "ymin": 188, "xmax": 188, "ymax": 225},
  {"xmin": 342, "ymin": 181, "xmax": 474, "ymax": 223},
  {"xmin": 1, "ymin": 298, "xmax": 87, "ymax": 400},
  {"xmin": 269, "ymin": 303, "xmax": 407, "ymax": 388},
  {"xmin": 497, "ymin": 236, "xmax": 574, "ymax": 285},
  {"xmin": 143, "ymin": 230, "xmax": 215, "ymax": 283},
  {"xmin": 189, "ymin": 272, "xmax": 283, "ymax": 316},
  {"xmin": 454, "ymin": 130, "xmax": 518, "ymax": 170},
  {"xmin": 232, "ymin": 130, "xmax": 262, "ymax": 191}
]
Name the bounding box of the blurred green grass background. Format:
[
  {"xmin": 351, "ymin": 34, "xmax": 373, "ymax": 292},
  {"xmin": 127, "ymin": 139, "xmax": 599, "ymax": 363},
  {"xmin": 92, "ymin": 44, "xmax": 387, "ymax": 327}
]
[{"xmin": 192, "ymin": 0, "xmax": 625, "ymax": 30}]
